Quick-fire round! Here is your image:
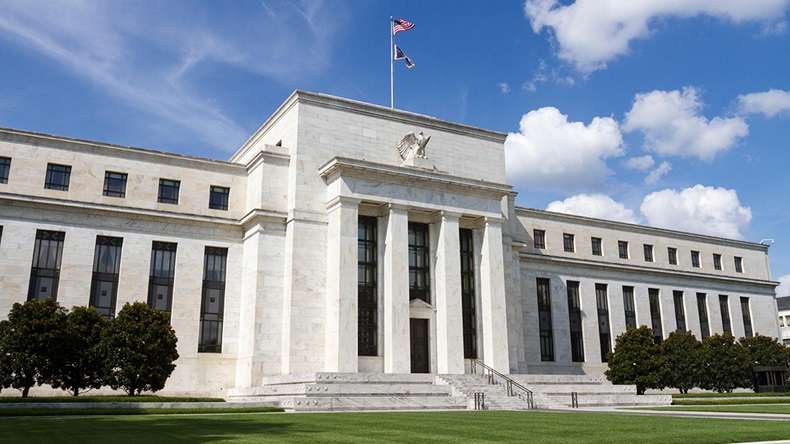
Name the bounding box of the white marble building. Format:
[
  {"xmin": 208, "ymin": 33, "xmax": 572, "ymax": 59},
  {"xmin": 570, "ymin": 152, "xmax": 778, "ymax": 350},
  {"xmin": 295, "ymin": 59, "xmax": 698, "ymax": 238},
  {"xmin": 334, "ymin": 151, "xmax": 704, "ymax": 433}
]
[{"xmin": 0, "ymin": 91, "xmax": 780, "ymax": 396}]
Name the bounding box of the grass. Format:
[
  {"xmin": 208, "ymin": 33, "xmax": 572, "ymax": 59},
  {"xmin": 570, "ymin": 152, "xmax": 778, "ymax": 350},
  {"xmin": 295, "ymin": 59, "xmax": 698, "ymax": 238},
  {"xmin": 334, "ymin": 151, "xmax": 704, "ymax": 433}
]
[
  {"xmin": 673, "ymin": 392, "xmax": 790, "ymax": 399},
  {"xmin": 0, "ymin": 395, "xmax": 225, "ymax": 403},
  {"xmin": 644, "ymin": 405, "xmax": 790, "ymax": 415},
  {"xmin": 0, "ymin": 407, "xmax": 283, "ymax": 417},
  {"xmin": 1, "ymin": 410, "xmax": 790, "ymax": 443},
  {"xmin": 673, "ymin": 397, "xmax": 790, "ymax": 406}
]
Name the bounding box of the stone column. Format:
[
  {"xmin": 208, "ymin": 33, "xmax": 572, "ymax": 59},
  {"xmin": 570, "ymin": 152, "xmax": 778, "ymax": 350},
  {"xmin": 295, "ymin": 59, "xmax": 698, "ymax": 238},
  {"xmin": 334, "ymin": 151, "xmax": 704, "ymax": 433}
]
[
  {"xmin": 382, "ymin": 204, "xmax": 411, "ymax": 373},
  {"xmin": 324, "ymin": 196, "xmax": 360, "ymax": 372},
  {"xmin": 478, "ymin": 217, "xmax": 510, "ymax": 373},
  {"xmin": 434, "ymin": 211, "xmax": 464, "ymax": 374}
]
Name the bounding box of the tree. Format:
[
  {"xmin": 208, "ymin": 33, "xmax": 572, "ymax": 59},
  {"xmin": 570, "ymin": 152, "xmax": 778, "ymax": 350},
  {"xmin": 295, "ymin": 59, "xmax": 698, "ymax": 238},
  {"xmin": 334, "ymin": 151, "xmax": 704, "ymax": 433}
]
[
  {"xmin": 699, "ymin": 333, "xmax": 751, "ymax": 393},
  {"xmin": 0, "ymin": 299, "xmax": 68, "ymax": 397},
  {"xmin": 50, "ymin": 306, "xmax": 108, "ymax": 396},
  {"xmin": 739, "ymin": 334, "xmax": 790, "ymax": 368},
  {"xmin": 662, "ymin": 330, "xmax": 703, "ymax": 394},
  {"xmin": 100, "ymin": 302, "xmax": 179, "ymax": 396},
  {"xmin": 605, "ymin": 325, "xmax": 667, "ymax": 395}
]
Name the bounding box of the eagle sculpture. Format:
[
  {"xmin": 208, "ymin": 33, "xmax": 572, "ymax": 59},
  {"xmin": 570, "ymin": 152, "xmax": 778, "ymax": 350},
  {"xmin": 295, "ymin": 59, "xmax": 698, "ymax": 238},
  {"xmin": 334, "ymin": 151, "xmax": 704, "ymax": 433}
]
[{"xmin": 397, "ymin": 131, "xmax": 431, "ymax": 160}]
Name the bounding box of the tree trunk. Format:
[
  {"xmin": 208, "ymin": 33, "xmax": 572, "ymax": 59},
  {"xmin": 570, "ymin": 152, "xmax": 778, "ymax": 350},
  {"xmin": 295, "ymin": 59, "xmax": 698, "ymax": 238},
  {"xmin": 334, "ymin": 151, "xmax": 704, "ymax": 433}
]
[{"xmin": 22, "ymin": 386, "xmax": 30, "ymax": 398}]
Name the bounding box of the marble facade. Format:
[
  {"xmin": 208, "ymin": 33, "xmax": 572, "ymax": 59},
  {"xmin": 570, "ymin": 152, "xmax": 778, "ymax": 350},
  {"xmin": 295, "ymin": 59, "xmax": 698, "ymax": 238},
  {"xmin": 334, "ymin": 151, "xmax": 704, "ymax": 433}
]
[{"xmin": 0, "ymin": 91, "xmax": 780, "ymax": 396}]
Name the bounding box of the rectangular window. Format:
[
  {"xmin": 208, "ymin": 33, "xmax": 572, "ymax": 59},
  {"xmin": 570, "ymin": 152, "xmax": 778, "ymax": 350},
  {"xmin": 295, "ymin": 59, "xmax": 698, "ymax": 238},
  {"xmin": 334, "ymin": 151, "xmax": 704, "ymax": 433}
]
[
  {"xmin": 623, "ymin": 286, "xmax": 636, "ymax": 329},
  {"xmin": 89, "ymin": 236, "xmax": 123, "ymax": 318},
  {"xmin": 147, "ymin": 241, "xmax": 177, "ymax": 311},
  {"xmin": 567, "ymin": 281, "xmax": 584, "ymax": 362},
  {"xmin": 649, "ymin": 288, "xmax": 663, "ymax": 344},
  {"xmin": 199, "ymin": 247, "xmax": 227, "ymax": 353},
  {"xmin": 157, "ymin": 179, "xmax": 180, "ymax": 204},
  {"xmin": 460, "ymin": 228, "xmax": 477, "ymax": 359},
  {"xmin": 740, "ymin": 297, "xmax": 753, "ymax": 337},
  {"xmin": 734, "ymin": 257, "xmax": 743, "ymax": 273},
  {"xmin": 719, "ymin": 295, "xmax": 732, "ymax": 334},
  {"xmin": 673, "ymin": 290, "xmax": 686, "ymax": 333},
  {"xmin": 209, "ymin": 186, "xmax": 230, "ymax": 211},
  {"xmin": 537, "ymin": 278, "xmax": 554, "ymax": 361},
  {"xmin": 0, "ymin": 156, "xmax": 10, "ymax": 183},
  {"xmin": 644, "ymin": 244, "xmax": 654, "ymax": 262},
  {"xmin": 713, "ymin": 253, "xmax": 722, "ymax": 270},
  {"xmin": 591, "ymin": 237, "xmax": 602, "ymax": 256},
  {"xmin": 668, "ymin": 247, "xmax": 677, "ymax": 265},
  {"xmin": 563, "ymin": 233, "xmax": 575, "ymax": 252},
  {"xmin": 691, "ymin": 251, "xmax": 700, "ymax": 268},
  {"xmin": 697, "ymin": 293, "xmax": 710, "ymax": 339},
  {"xmin": 533, "ymin": 229, "xmax": 545, "ymax": 249},
  {"xmin": 408, "ymin": 222, "xmax": 430, "ymax": 303},
  {"xmin": 618, "ymin": 241, "xmax": 629, "ymax": 259},
  {"xmin": 44, "ymin": 163, "xmax": 71, "ymax": 191},
  {"xmin": 28, "ymin": 230, "xmax": 65, "ymax": 301},
  {"xmin": 596, "ymin": 284, "xmax": 611, "ymax": 362},
  {"xmin": 103, "ymin": 171, "xmax": 127, "ymax": 198},
  {"xmin": 358, "ymin": 216, "xmax": 378, "ymax": 357}
]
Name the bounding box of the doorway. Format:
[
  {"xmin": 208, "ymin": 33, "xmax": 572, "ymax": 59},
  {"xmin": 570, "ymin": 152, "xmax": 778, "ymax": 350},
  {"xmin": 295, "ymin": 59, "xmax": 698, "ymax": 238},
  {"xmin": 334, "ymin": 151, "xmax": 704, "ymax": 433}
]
[{"xmin": 410, "ymin": 319, "xmax": 430, "ymax": 373}]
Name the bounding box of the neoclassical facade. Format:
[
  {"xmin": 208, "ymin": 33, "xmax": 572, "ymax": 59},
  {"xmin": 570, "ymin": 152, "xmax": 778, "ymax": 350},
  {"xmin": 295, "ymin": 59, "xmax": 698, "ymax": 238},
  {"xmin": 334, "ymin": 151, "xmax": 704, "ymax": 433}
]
[{"xmin": 0, "ymin": 91, "xmax": 780, "ymax": 395}]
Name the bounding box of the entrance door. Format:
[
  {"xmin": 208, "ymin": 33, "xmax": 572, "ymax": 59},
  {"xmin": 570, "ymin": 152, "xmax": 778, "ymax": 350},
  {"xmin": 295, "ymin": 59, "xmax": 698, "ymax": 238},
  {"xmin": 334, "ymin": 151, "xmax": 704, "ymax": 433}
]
[{"xmin": 410, "ymin": 319, "xmax": 430, "ymax": 373}]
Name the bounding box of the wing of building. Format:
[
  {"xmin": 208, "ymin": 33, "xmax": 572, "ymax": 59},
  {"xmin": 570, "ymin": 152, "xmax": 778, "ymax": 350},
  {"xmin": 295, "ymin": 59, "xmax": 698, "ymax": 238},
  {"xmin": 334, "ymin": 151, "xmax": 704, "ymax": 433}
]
[{"xmin": 0, "ymin": 91, "xmax": 780, "ymax": 397}]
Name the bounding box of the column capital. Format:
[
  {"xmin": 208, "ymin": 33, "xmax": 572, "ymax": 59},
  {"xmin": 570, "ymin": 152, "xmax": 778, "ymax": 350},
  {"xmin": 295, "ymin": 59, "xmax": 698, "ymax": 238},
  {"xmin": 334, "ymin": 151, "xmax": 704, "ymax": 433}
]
[
  {"xmin": 325, "ymin": 196, "xmax": 362, "ymax": 213},
  {"xmin": 434, "ymin": 210, "xmax": 462, "ymax": 222},
  {"xmin": 384, "ymin": 202, "xmax": 410, "ymax": 214}
]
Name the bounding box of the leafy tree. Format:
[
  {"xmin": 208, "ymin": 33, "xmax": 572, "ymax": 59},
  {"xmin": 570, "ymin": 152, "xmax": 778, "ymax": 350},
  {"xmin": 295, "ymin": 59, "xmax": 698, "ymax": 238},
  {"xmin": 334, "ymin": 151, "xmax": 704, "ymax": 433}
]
[
  {"xmin": 50, "ymin": 306, "xmax": 108, "ymax": 396},
  {"xmin": 699, "ymin": 333, "xmax": 751, "ymax": 393},
  {"xmin": 739, "ymin": 334, "xmax": 790, "ymax": 368},
  {"xmin": 605, "ymin": 325, "xmax": 667, "ymax": 395},
  {"xmin": 662, "ymin": 330, "xmax": 703, "ymax": 394},
  {"xmin": 100, "ymin": 302, "xmax": 179, "ymax": 396},
  {"xmin": 0, "ymin": 299, "xmax": 68, "ymax": 397}
]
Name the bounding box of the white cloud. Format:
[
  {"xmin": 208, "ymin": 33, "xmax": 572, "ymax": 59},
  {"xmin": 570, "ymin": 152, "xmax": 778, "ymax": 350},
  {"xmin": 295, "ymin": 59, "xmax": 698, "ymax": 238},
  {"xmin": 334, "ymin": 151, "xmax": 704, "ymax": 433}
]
[
  {"xmin": 737, "ymin": 89, "xmax": 790, "ymax": 118},
  {"xmin": 622, "ymin": 155, "xmax": 655, "ymax": 171},
  {"xmin": 504, "ymin": 107, "xmax": 624, "ymax": 193},
  {"xmin": 547, "ymin": 194, "xmax": 640, "ymax": 224},
  {"xmin": 623, "ymin": 87, "xmax": 749, "ymax": 161},
  {"xmin": 524, "ymin": 0, "xmax": 790, "ymax": 73},
  {"xmin": 776, "ymin": 274, "xmax": 790, "ymax": 297},
  {"xmin": 497, "ymin": 82, "xmax": 511, "ymax": 94},
  {"xmin": 640, "ymin": 185, "xmax": 752, "ymax": 239},
  {"xmin": 645, "ymin": 161, "xmax": 672, "ymax": 184}
]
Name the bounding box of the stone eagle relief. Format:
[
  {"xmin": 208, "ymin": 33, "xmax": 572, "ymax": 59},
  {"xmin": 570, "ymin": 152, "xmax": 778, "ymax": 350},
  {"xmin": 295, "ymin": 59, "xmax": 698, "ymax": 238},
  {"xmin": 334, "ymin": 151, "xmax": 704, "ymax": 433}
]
[{"xmin": 397, "ymin": 131, "xmax": 431, "ymax": 160}]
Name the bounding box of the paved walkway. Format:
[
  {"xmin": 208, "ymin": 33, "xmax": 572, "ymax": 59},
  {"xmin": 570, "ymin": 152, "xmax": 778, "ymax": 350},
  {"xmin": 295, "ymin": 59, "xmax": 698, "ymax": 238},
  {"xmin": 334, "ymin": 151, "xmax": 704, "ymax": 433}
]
[{"xmin": 569, "ymin": 405, "xmax": 790, "ymax": 421}]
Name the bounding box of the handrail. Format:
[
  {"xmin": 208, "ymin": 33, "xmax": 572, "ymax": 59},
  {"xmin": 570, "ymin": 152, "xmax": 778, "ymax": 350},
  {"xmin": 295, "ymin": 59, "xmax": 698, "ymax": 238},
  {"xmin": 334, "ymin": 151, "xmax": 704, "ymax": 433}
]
[{"xmin": 471, "ymin": 359, "xmax": 534, "ymax": 409}]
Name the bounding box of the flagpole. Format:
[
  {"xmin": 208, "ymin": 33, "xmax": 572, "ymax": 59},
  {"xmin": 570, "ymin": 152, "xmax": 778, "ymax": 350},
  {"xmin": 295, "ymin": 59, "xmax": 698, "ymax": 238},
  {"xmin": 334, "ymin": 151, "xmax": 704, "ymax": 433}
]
[{"xmin": 390, "ymin": 16, "xmax": 394, "ymax": 109}]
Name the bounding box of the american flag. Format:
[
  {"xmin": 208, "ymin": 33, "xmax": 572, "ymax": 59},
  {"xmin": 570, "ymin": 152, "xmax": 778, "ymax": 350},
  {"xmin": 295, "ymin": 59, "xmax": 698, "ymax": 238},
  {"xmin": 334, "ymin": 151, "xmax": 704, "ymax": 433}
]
[{"xmin": 393, "ymin": 18, "xmax": 414, "ymax": 35}]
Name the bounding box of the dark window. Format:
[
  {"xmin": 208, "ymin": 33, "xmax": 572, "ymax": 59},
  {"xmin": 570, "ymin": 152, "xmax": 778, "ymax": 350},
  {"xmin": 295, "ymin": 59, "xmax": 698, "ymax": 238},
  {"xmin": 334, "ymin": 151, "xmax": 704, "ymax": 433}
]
[
  {"xmin": 567, "ymin": 281, "xmax": 584, "ymax": 362},
  {"xmin": 643, "ymin": 244, "xmax": 653, "ymax": 262},
  {"xmin": 537, "ymin": 278, "xmax": 554, "ymax": 361},
  {"xmin": 408, "ymin": 222, "xmax": 430, "ymax": 303},
  {"xmin": 27, "ymin": 230, "xmax": 65, "ymax": 301},
  {"xmin": 102, "ymin": 171, "xmax": 127, "ymax": 198},
  {"xmin": 668, "ymin": 247, "xmax": 677, "ymax": 265},
  {"xmin": 89, "ymin": 236, "xmax": 123, "ymax": 318},
  {"xmin": 157, "ymin": 179, "xmax": 180, "ymax": 204},
  {"xmin": 740, "ymin": 297, "xmax": 753, "ymax": 337},
  {"xmin": 533, "ymin": 229, "xmax": 545, "ymax": 249},
  {"xmin": 591, "ymin": 237, "xmax": 602, "ymax": 256},
  {"xmin": 358, "ymin": 216, "xmax": 378, "ymax": 357},
  {"xmin": 460, "ymin": 228, "xmax": 477, "ymax": 359},
  {"xmin": 596, "ymin": 284, "xmax": 611, "ymax": 362},
  {"xmin": 0, "ymin": 226, "xmax": 3, "ymax": 246},
  {"xmin": 45, "ymin": 163, "xmax": 71, "ymax": 191},
  {"xmin": 0, "ymin": 157, "xmax": 10, "ymax": 183},
  {"xmin": 618, "ymin": 241, "xmax": 629, "ymax": 259},
  {"xmin": 697, "ymin": 293, "xmax": 710, "ymax": 339},
  {"xmin": 147, "ymin": 241, "xmax": 177, "ymax": 311},
  {"xmin": 673, "ymin": 291, "xmax": 686, "ymax": 333},
  {"xmin": 691, "ymin": 251, "xmax": 700, "ymax": 268},
  {"xmin": 623, "ymin": 286, "xmax": 636, "ymax": 329},
  {"xmin": 209, "ymin": 186, "xmax": 230, "ymax": 211},
  {"xmin": 719, "ymin": 295, "xmax": 732, "ymax": 334},
  {"xmin": 563, "ymin": 233, "xmax": 575, "ymax": 253},
  {"xmin": 734, "ymin": 257, "xmax": 743, "ymax": 273},
  {"xmin": 713, "ymin": 253, "xmax": 722, "ymax": 270},
  {"xmin": 199, "ymin": 247, "xmax": 227, "ymax": 353},
  {"xmin": 648, "ymin": 288, "xmax": 663, "ymax": 344}
]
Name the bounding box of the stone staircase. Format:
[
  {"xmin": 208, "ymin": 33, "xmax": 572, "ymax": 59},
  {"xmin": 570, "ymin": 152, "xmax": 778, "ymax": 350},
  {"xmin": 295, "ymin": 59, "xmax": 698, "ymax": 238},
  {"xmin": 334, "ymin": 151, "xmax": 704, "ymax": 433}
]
[
  {"xmin": 509, "ymin": 375, "xmax": 672, "ymax": 408},
  {"xmin": 436, "ymin": 374, "xmax": 540, "ymax": 410}
]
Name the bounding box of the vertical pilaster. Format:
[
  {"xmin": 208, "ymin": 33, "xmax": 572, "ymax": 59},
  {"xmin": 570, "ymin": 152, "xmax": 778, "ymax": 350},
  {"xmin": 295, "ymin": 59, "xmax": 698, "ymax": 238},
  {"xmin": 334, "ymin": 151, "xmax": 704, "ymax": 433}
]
[
  {"xmin": 434, "ymin": 211, "xmax": 464, "ymax": 374},
  {"xmin": 478, "ymin": 217, "xmax": 510, "ymax": 373},
  {"xmin": 325, "ymin": 197, "xmax": 360, "ymax": 372},
  {"xmin": 382, "ymin": 204, "xmax": 410, "ymax": 373}
]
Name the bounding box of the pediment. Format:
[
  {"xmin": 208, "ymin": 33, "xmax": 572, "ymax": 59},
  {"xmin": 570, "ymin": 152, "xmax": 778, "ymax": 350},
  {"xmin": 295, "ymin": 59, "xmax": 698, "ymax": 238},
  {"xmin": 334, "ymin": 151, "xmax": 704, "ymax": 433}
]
[{"xmin": 409, "ymin": 298, "xmax": 435, "ymax": 310}]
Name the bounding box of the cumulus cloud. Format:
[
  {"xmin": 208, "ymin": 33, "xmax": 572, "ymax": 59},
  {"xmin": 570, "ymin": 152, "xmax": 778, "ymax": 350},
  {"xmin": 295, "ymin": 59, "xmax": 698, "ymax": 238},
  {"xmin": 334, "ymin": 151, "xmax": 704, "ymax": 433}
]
[
  {"xmin": 623, "ymin": 87, "xmax": 749, "ymax": 161},
  {"xmin": 640, "ymin": 185, "xmax": 752, "ymax": 239},
  {"xmin": 546, "ymin": 194, "xmax": 640, "ymax": 224},
  {"xmin": 776, "ymin": 274, "xmax": 790, "ymax": 297},
  {"xmin": 737, "ymin": 89, "xmax": 790, "ymax": 118},
  {"xmin": 644, "ymin": 161, "xmax": 672, "ymax": 184},
  {"xmin": 504, "ymin": 107, "xmax": 625, "ymax": 193},
  {"xmin": 524, "ymin": 0, "xmax": 790, "ymax": 73},
  {"xmin": 622, "ymin": 155, "xmax": 655, "ymax": 171}
]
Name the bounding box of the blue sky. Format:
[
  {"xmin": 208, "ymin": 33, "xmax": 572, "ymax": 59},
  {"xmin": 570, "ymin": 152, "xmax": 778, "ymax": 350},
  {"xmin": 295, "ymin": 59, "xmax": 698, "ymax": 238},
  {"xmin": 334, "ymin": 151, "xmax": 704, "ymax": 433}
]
[{"xmin": 2, "ymin": 1, "xmax": 790, "ymax": 294}]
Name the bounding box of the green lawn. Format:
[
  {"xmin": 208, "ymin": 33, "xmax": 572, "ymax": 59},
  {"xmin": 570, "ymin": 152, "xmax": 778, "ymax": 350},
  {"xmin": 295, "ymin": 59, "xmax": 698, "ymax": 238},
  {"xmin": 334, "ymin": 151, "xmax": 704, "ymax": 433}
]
[
  {"xmin": 0, "ymin": 395, "xmax": 225, "ymax": 403},
  {"xmin": 673, "ymin": 392, "xmax": 790, "ymax": 399},
  {"xmin": 648, "ymin": 404, "xmax": 790, "ymax": 415},
  {"xmin": 1, "ymin": 410, "xmax": 789, "ymax": 443}
]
